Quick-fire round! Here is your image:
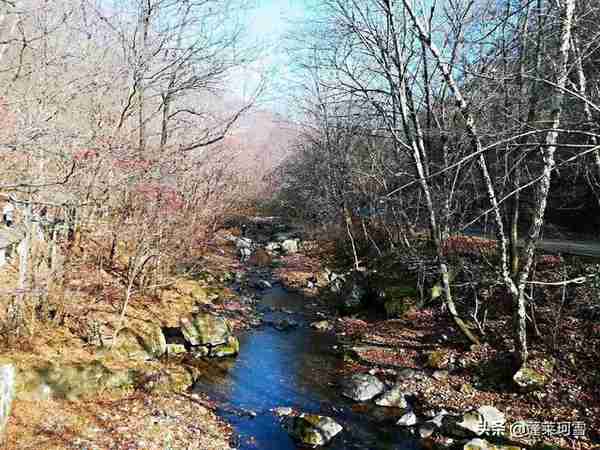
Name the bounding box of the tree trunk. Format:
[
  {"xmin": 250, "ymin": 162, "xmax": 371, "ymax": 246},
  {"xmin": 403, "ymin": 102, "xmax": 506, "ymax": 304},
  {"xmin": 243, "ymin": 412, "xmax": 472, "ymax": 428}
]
[
  {"xmin": 514, "ymin": 0, "xmax": 575, "ymax": 364},
  {"xmin": 137, "ymin": 1, "xmax": 151, "ymax": 155}
]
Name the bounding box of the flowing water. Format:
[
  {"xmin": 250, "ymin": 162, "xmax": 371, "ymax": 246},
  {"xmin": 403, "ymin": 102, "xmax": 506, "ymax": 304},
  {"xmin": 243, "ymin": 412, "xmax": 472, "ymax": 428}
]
[{"xmin": 193, "ymin": 286, "xmax": 420, "ymax": 450}]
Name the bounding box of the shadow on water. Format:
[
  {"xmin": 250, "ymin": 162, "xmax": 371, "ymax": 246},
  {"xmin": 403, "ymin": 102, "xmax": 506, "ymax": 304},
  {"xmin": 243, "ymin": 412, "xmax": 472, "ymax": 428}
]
[{"xmin": 193, "ymin": 287, "xmax": 420, "ymax": 450}]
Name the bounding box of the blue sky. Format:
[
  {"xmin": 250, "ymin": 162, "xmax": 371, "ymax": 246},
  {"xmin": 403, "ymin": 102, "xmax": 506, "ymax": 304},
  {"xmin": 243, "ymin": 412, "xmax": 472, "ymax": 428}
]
[
  {"xmin": 247, "ymin": 0, "xmax": 308, "ymax": 41},
  {"xmin": 230, "ymin": 0, "xmax": 311, "ymax": 110}
]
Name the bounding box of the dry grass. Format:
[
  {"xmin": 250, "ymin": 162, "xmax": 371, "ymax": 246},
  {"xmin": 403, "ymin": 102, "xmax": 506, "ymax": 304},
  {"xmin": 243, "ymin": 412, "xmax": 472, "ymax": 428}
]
[
  {"xmin": 4, "ymin": 391, "xmax": 231, "ymax": 450},
  {"xmin": 0, "ymin": 232, "xmax": 240, "ymax": 450}
]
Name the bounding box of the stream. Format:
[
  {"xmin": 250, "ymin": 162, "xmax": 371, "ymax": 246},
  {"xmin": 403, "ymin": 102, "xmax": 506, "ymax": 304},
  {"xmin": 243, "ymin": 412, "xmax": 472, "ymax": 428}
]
[{"xmin": 193, "ymin": 286, "xmax": 420, "ymax": 450}]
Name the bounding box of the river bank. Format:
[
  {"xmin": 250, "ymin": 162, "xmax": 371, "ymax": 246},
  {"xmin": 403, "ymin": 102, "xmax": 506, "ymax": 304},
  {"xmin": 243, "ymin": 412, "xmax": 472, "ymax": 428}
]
[
  {"xmin": 201, "ymin": 219, "xmax": 598, "ymax": 450},
  {"xmin": 0, "ymin": 232, "xmax": 247, "ymax": 449},
  {"xmin": 1, "ymin": 216, "xmax": 598, "ymax": 449}
]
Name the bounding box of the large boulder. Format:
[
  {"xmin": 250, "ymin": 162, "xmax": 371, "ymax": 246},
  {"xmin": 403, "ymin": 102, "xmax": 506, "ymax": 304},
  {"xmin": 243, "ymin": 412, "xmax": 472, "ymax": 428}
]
[
  {"xmin": 513, "ymin": 357, "xmax": 554, "ymax": 392},
  {"xmin": 283, "ymin": 413, "xmax": 343, "ymax": 447},
  {"xmin": 211, "ymin": 336, "xmax": 240, "ymax": 358},
  {"xmin": 376, "ymin": 285, "xmax": 417, "ymax": 318},
  {"xmin": 0, "ymin": 364, "xmax": 15, "ymax": 437},
  {"xmin": 17, "ymin": 361, "xmax": 136, "ymax": 401},
  {"xmin": 180, "ymin": 313, "xmax": 239, "ymax": 358},
  {"xmin": 442, "ymin": 406, "xmax": 505, "ymax": 438},
  {"xmin": 181, "ymin": 313, "xmax": 230, "ymax": 347},
  {"xmin": 142, "ymin": 324, "xmax": 167, "ymax": 358},
  {"xmin": 112, "ymin": 327, "xmax": 159, "ymax": 361},
  {"xmin": 341, "ymin": 373, "xmax": 385, "ymax": 402}
]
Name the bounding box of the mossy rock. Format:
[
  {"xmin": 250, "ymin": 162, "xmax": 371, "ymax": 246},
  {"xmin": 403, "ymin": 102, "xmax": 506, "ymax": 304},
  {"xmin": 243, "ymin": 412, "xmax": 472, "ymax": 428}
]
[
  {"xmin": 377, "ymin": 284, "xmax": 418, "ymax": 317},
  {"xmin": 180, "ymin": 313, "xmax": 232, "ymax": 347},
  {"xmin": 112, "ymin": 327, "xmax": 166, "ymax": 361},
  {"xmin": 284, "ymin": 414, "xmax": 343, "ymax": 447},
  {"xmin": 112, "ymin": 328, "xmax": 153, "ymax": 360},
  {"xmin": 211, "ymin": 335, "xmax": 240, "ymax": 358},
  {"xmin": 381, "ymin": 285, "xmax": 418, "ymax": 300},
  {"xmin": 17, "ymin": 361, "xmax": 136, "ymax": 401},
  {"xmin": 513, "ymin": 358, "xmax": 554, "ymax": 392},
  {"xmin": 139, "ymin": 324, "xmax": 167, "ymax": 358},
  {"xmin": 166, "ymin": 343, "xmax": 187, "ymax": 356}
]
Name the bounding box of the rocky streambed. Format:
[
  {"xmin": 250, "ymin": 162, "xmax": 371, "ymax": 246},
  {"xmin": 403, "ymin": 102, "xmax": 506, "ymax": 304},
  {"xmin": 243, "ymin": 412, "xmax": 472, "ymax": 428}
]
[
  {"xmin": 188, "ymin": 220, "xmax": 553, "ymax": 450},
  {"xmin": 0, "ymin": 216, "xmax": 568, "ymax": 449},
  {"xmin": 193, "ymin": 285, "xmax": 422, "ymax": 450}
]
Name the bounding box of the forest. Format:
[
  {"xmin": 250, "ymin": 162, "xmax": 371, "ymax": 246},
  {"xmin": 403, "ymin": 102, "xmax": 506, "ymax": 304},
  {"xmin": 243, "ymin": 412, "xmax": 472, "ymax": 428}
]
[{"xmin": 0, "ymin": 0, "xmax": 598, "ymax": 449}]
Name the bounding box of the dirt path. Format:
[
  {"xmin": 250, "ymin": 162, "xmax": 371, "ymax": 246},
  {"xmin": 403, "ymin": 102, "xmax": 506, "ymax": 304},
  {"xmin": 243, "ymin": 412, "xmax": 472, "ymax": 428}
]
[
  {"xmin": 533, "ymin": 238, "xmax": 600, "ymax": 258},
  {"xmin": 467, "ymin": 229, "xmax": 600, "ymax": 258}
]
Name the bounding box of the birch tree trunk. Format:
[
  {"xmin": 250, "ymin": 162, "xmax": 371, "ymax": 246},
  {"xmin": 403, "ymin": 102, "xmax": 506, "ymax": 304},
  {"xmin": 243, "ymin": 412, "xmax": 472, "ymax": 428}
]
[
  {"xmin": 381, "ymin": 0, "xmax": 479, "ymax": 344},
  {"xmin": 514, "ymin": 0, "xmax": 575, "ymax": 364},
  {"xmin": 572, "ymin": 35, "xmax": 600, "ymax": 199},
  {"xmin": 400, "ymin": 0, "xmax": 519, "ymax": 294}
]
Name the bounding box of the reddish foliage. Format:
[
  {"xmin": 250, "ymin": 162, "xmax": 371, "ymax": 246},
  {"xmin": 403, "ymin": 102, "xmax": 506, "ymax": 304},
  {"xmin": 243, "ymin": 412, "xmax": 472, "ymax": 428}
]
[
  {"xmin": 537, "ymin": 254, "xmax": 563, "ymax": 268},
  {"xmin": 134, "ymin": 182, "xmax": 185, "ymax": 213},
  {"xmin": 442, "ymin": 235, "xmax": 496, "ymax": 258},
  {"xmin": 73, "ymin": 148, "xmax": 99, "ymax": 160}
]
